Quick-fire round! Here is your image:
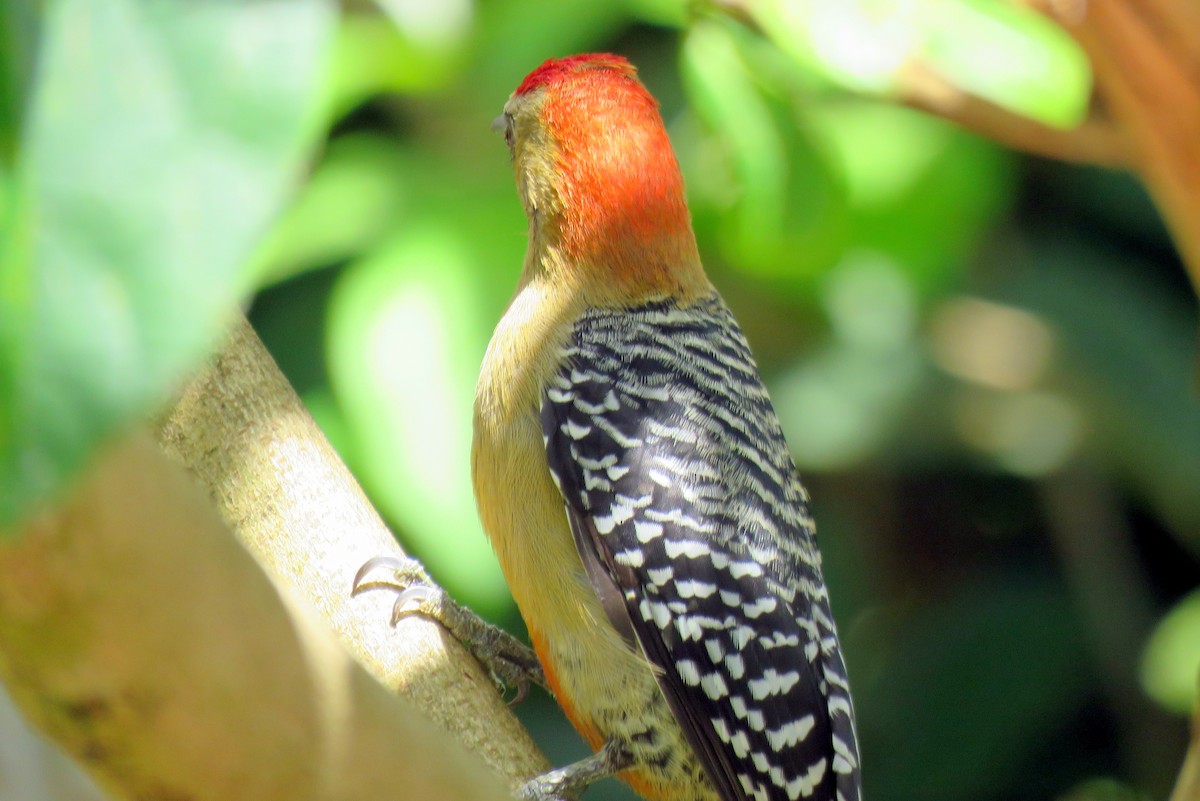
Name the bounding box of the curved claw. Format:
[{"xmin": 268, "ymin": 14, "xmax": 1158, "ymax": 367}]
[
  {"xmin": 390, "ymin": 585, "xmax": 436, "ymax": 625},
  {"xmin": 351, "ymin": 555, "xmax": 409, "ymax": 595},
  {"xmin": 352, "ymin": 552, "xmax": 546, "ymax": 701},
  {"xmin": 508, "ymin": 677, "xmax": 531, "ymax": 706}
]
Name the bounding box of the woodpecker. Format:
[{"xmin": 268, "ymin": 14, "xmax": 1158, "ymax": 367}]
[{"xmin": 467, "ymin": 54, "xmax": 861, "ymax": 801}]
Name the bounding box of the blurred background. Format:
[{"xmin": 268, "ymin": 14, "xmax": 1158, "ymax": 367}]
[
  {"xmin": 6, "ymin": 0, "xmax": 1200, "ymax": 799},
  {"xmin": 246, "ymin": 2, "xmax": 1198, "ymax": 801}
]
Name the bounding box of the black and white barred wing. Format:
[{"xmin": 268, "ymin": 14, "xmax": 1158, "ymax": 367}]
[{"xmin": 541, "ymin": 296, "xmax": 861, "ymax": 801}]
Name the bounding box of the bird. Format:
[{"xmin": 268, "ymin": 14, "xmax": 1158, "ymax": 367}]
[{"xmin": 467, "ymin": 53, "xmax": 862, "ymax": 801}]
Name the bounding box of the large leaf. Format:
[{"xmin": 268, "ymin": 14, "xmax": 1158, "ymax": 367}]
[
  {"xmin": 805, "ymin": 101, "xmax": 1014, "ymax": 297},
  {"xmin": 250, "ymin": 134, "xmax": 412, "ymax": 289},
  {"xmin": 924, "ymin": 0, "xmax": 1091, "ymax": 128},
  {"xmin": 0, "ymin": 0, "xmax": 334, "ymax": 528}
]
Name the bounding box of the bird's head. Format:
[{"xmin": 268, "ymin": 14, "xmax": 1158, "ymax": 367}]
[{"xmin": 498, "ymin": 54, "xmax": 707, "ymax": 301}]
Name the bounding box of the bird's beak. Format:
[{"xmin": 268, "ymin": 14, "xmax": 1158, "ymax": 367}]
[{"xmin": 491, "ymin": 115, "xmax": 506, "ymax": 134}]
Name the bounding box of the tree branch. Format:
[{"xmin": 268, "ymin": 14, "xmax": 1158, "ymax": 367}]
[
  {"xmin": 894, "ymin": 60, "xmax": 1129, "ymax": 167},
  {"xmin": 1029, "ymin": 0, "xmax": 1200, "ymax": 294},
  {"xmin": 0, "ymin": 432, "xmax": 511, "ymax": 800},
  {"xmin": 0, "ymin": 314, "xmax": 549, "ymax": 799},
  {"xmin": 153, "ymin": 314, "xmax": 547, "ymax": 786},
  {"xmin": 153, "ymin": 314, "xmax": 549, "ymax": 784}
]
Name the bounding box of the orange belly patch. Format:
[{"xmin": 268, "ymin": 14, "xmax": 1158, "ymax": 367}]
[
  {"xmin": 529, "ymin": 629, "xmax": 708, "ymax": 801},
  {"xmin": 530, "ymin": 628, "xmax": 605, "ymax": 751}
]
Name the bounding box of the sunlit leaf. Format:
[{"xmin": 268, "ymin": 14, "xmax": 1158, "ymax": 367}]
[
  {"xmin": 1141, "ymin": 588, "xmax": 1200, "ymax": 715},
  {"xmin": 924, "ymin": 0, "xmax": 1091, "ymax": 128},
  {"xmin": 683, "ymin": 24, "xmax": 1010, "ymax": 297},
  {"xmin": 750, "ymin": 0, "xmax": 923, "ymax": 91},
  {"xmin": 0, "ymin": 0, "xmax": 333, "ymax": 529},
  {"xmin": 745, "ymin": 0, "xmax": 1090, "ymax": 127},
  {"xmin": 374, "ymin": 0, "xmax": 473, "ymax": 50}
]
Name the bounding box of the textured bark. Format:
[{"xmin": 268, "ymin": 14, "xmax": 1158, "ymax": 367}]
[
  {"xmin": 153, "ymin": 314, "xmax": 549, "ymax": 786},
  {"xmin": 0, "ymin": 314, "xmax": 548, "ymax": 800},
  {"xmin": 153, "ymin": 316, "xmax": 544, "ymax": 786},
  {"xmin": 0, "ymin": 433, "xmax": 511, "ymax": 801}
]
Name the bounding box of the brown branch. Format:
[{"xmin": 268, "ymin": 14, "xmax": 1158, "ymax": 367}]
[
  {"xmin": 1033, "ymin": 0, "xmax": 1200, "ymax": 294},
  {"xmin": 0, "ymin": 313, "xmax": 550, "ymax": 800},
  {"xmin": 895, "ymin": 60, "xmax": 1129, "ymax": 167},
  {"xmin": 0, "ymin": 433, "xmax": 511, "ymax": 801},
  {"xmin": 717, "ymin": 0, "xmax": 1200, "ymax": 294},
  {"xmin": 153, "ymin": 314, "xmax": 548, "ymax": 785}
]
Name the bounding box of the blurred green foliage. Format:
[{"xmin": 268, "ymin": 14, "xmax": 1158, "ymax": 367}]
[
  {"xmin": 0, "ymin": 0, "xmax": 333, "ymax": 525},
  {"xmin": 5, "ymin": 1, "xmax": 1198, "ymax": 800},
  {"xmin": 1143, "ymin": 587, "xmax": 1200, "ymax": 715}
]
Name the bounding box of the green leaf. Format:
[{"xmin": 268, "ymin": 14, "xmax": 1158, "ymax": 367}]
[
  {"xmin": 806, "ymin": 100, "xmax": 1014, "ymax": 296},
  {"xmin": 681, "ymin": 23, "xmax": 848, "ymax": 280},
  {"xmin": 328, "ymin": 13, "xmax": 465, "ymax": 119},
  {"xmin": 1141, "ymin": 588, "xmax": 1200, "ymax": 715},
  {"xmin": 682, "ymin": 23, "xmax": 1011, "ymax": 297},
  {"xmin": 470, "ymin": 0, "xmax": 631, "ymax": 106},
  {"xmin": 1058, "ymin": 779, "xmax": 1153, "ymax": 801},
  {"xmin": 924, "ymin": 0, "xmax": 1092, "ymax": 128},
  {"xmin": 0, "ymin": 0, "xmax": 334, "ymax": 529},
  {"xmin": 620, "ymin": 0, "xmax": 689, "ymax": 28},
  {"xmin": 746, "ymin": 0, "xmax": 1091, "ymax": 127}
]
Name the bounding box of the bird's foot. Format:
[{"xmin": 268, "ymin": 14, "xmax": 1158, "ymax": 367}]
[
  {"xmin": 515, "ymin": 740, "xmax": 632, "ymax": 801},
  {"xmin": 352, "ymin": 555, "xmax": 545, "ymax": 703}
]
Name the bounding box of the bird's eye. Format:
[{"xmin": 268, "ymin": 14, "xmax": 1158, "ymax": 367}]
[
  {"xmin": 503, "ymin": 113, "xmax": 515, "ymax": 154},
  {"xmin": 492, "ymin": 113, "xmax": 516, "ymax": 158},
  {"xmin": 491, "ymin": 112, "xmax": 515, "ymax": 157}
]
